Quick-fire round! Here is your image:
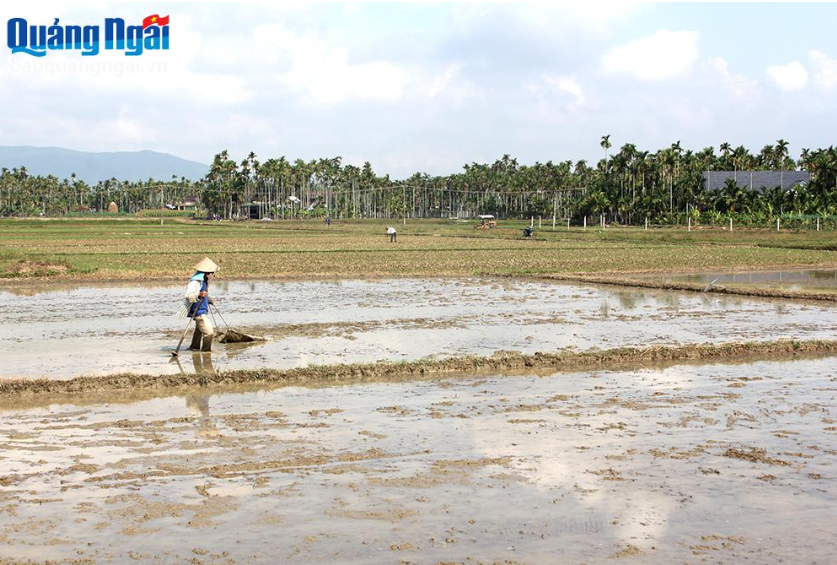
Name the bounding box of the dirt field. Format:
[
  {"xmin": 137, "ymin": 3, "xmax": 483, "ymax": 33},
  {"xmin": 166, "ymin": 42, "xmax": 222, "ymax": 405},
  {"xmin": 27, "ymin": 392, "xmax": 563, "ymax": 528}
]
[
  {"xmin": 1, "ymin": 358, "xmax": 835, "ymax": 564},
  {"xmin": 2, "ymin": 218, "xmax": 837, "ymax": 281}
]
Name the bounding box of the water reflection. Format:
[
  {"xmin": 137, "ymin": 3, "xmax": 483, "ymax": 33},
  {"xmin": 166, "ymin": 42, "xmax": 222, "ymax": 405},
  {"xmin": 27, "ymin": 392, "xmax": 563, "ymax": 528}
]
[
  {"xmin": 3, "ymin": 277, "xmax": 836, "ymax": 380},
  {"xmin": 191, "ymin": 351, "xmax": 216, "ymax": 376},
  {"xmin": 599, "ymin": 300, "xmax": 610, "ymax": 319},
  {"xmin": 185, "ymin": 391, "xmax": 217, "ymax": 438},
  {"xmin": 645, "ymin": 268, "xmax": 837, "ymax": 291},
  {"xmin": 615, "ymin": 291, "xmax": 639, "ymax": 309},
  {"xmin": 167, "ymin": 350, "xmax": 216, "ymax": 377},
  {"xmin": 0, "ymin": 359, "xmax": 834, "ymax": 561},
  {"xmin": 186, "ymin": 352, "xmax": 216, "ymax": 437},
  {"xmin": 185, "ymin": 393, "xmax": 211, "ymax": 418}
]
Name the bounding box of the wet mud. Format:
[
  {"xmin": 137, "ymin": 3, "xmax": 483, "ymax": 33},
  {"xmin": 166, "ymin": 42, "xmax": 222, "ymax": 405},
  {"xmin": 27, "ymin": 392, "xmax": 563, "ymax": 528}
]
[
  {"xmin": 647, "ymin": 267, "xmax": 837, "ymax": 292},
  {"xmin": 2, "ymin": 339, "xmax": 836, "ymax": 397},
  {"xmin": 540, "ymin": 269, "xmax": 837, "ymax": 303},
  {"xmin": 0, "ymin": 358, "xmax": 834, "ymax": 563},
  {"xmin": 3, "ymin": 277, "xmax": 837, "ymax": 380}
]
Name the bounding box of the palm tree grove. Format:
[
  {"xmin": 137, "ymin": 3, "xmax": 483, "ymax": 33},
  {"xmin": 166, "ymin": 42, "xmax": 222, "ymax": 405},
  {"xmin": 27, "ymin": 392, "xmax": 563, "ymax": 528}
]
[{"xmin": 3, "ymin": 140, "xmax": 836, "ymax": 229}]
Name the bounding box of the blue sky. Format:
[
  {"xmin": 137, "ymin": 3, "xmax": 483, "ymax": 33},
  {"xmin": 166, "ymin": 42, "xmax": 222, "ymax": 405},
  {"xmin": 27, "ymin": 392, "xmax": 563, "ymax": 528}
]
[{"xmin": 0, "ymin": 2, "xmax": 835, "ymax": 177}]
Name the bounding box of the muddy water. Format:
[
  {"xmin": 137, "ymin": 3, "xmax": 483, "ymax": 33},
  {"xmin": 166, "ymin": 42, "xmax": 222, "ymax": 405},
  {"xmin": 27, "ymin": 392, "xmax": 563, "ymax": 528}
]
[
  {"xmin": 2, "ymin": 278, "xmax": 836, "ymax": 380},
  {"xmin": 641, "ymin": 268, "xmax": 837, "ymax": 292},
  {"xmin": 0, "ymin": 358, "xmax": 834, "ymax": 563}
]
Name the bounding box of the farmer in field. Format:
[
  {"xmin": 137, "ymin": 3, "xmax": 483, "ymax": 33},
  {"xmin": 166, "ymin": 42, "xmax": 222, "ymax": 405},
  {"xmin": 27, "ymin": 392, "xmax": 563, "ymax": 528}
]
[
  {"xmin": 184, "ymin": 257, "xmax": 218, "ymax": 352},
  {"xmin": 386, "ymin": 226, "xmax": 397, "ymax": 243}
]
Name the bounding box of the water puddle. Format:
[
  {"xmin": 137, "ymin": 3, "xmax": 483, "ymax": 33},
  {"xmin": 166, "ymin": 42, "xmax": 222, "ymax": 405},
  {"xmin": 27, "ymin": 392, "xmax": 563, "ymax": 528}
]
[
  {"xmin": 636, "ymin": 268, "xmax": 837, "ymax": 292},
  {"xmin": 0, "ymin": 358, "xmax": 834, "ymax": 562},
  {"xmin": 1, "ymin": 277, "xmax": 836, "ymax": 379}
]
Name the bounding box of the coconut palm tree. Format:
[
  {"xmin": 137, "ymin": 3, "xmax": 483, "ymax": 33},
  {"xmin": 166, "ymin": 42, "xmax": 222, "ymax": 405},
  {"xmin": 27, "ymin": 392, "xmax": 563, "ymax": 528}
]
[
  {"xmin": 775, "ymin": 139, "xmax": 790, "ymax": 189},
  {"xmin": 600, "ymin": 135, "xmax": 612, "ymax": 162}
]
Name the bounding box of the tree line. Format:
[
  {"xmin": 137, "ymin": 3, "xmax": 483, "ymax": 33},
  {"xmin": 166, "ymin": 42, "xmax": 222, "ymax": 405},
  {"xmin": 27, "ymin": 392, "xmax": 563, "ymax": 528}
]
[{"xmin": 3, "ymin": 139, "xmax": 837, "ymax": 227}]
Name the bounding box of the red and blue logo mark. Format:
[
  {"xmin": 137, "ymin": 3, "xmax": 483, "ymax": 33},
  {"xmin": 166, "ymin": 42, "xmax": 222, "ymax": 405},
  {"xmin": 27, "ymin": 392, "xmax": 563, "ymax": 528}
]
[{"xmin": 7, "ymin": 15, "xmax": 170, "ymax": 57}]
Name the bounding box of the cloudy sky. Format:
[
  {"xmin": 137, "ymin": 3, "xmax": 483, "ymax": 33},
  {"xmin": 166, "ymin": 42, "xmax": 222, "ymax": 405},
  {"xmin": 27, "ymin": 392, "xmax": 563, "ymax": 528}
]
[{"xmin": 0, "ymin": 2, "xmax": 835, "ymax": 176}]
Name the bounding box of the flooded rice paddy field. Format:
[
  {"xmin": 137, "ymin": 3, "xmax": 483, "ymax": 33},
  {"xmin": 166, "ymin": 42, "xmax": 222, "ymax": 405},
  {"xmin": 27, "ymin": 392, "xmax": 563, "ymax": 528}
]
[
  {"xmin": 637, "ymin": 268, "xmax": 837, "ymax": 293},
  {"xmin": 2, "ymin": 278, "xmax": 837, "ymax": 380},
  {"xmin": 0, "ymin": 358, "xmax": 835, "ymax": 564}
]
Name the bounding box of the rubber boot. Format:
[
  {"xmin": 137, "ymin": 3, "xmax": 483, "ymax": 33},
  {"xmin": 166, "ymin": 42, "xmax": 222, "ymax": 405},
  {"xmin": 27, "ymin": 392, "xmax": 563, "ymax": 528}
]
[{"xmin": 189, "ymin": 328, "xmax": 202, "ymax": 351}]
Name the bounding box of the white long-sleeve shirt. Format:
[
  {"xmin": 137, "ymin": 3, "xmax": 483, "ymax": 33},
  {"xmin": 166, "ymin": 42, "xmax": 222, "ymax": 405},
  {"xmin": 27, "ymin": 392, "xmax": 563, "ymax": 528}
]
[
  {"xmin": 177, "ymin": 279, "xmax": 203, "ymax": 318},
  {"xmin": 185, "ymin": 279, "xmax": 202, "ymax": 302}
]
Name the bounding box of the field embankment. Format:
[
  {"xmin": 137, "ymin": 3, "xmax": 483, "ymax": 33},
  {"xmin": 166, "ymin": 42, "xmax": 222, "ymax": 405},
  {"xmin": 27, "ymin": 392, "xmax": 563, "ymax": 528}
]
[{"xmin": 3, "ymin": 339, "xmax": 835, "ymax": 396}]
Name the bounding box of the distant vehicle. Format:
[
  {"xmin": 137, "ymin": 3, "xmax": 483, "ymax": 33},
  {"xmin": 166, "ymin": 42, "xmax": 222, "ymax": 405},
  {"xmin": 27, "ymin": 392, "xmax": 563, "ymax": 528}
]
[
  {"xmin": 165, "ymin": 204, "xmax": 177, "ymax": 210},
  {"xmin": 475, "ymin": 215, "xmax": 497, "ymax": 229},
  {"xmin": 261, "ymin": 217, "xmax": 273, "ymax": 221}
]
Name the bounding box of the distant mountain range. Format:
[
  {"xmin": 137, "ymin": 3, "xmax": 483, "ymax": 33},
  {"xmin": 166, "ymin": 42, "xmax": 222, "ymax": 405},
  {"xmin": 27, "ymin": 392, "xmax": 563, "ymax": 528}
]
[{"xmin": 0, "ymin": 146, "xmax": 208, "ymax": 183}]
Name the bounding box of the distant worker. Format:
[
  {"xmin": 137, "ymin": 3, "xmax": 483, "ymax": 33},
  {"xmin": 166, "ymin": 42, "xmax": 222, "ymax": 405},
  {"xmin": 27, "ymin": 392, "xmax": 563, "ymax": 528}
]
[
  {"xmin": 325, "ymin": 216, "xmax": 331, "ymax": 226},
  {"xmin": 523, "ymin": 226, "xmax": 533, "ymax": 237},
  {"xmin": 183, "ymin": 257, "xmax": 218, "ymax": 352},
  {"xmin": 386, "ymin": 226, "xmax": 397, "ymax": 243}
]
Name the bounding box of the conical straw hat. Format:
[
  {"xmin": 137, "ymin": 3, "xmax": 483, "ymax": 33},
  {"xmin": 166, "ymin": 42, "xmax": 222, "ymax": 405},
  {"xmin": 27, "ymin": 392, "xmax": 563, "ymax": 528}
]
[{"xmin": 193, "ymin": 257, "xmax": 219, "ymax": 273}]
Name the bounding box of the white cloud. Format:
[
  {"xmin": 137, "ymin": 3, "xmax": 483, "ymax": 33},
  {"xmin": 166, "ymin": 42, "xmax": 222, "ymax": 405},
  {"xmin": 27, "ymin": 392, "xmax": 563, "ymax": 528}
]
[
  {"xmin": 703, "ymin": 56, "xmax": 730, "ymax": 77},
  {"xmin": 266, "ymin": 30, "xmax": 409, "ymax": 105},
  {"xmin": 112, "ymin": 108, "xmax": 147, "ymax": 143},
  {"xmin": 601, "ymin": 29, "xmax": 700, "ymax": 81},
  {"xmin": 699, "ymin": 56, "xmax": 760, "ymax": 102},
  {"xmin": 542, "ymin": 75, "xmax": 585, "ymax": 105},
  {"xmin": 452, "ymin": 2, "xmax": 640, "ymax": 37},
  {"xmin": 809, "ymin": 50, "xmax": 837, "ymax": 89},
  {"xmin": 428, "ymin": 64, "xmax": 462, "ymax": 98},
  {"xmin": 766, "ymin": 61, "xmax": 808, "ymax": 91}
]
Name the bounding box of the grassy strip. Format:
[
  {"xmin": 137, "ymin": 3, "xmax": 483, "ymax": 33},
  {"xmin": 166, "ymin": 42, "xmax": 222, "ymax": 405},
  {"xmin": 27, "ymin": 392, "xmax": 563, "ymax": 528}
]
[
  {"xmin": 2, "ymin": 247, "xmax": 835, "ymax": 281},
  {"xmin": 3, "ymin": 339, "xmax": 835, "ymax": 396},
  {"xmin": 2, "ymin": 218, "xmax": 837, "ymax": 280},
  {"xmin": 536, "ymin": 274, "xmax": 837, "ymax": 302}
]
